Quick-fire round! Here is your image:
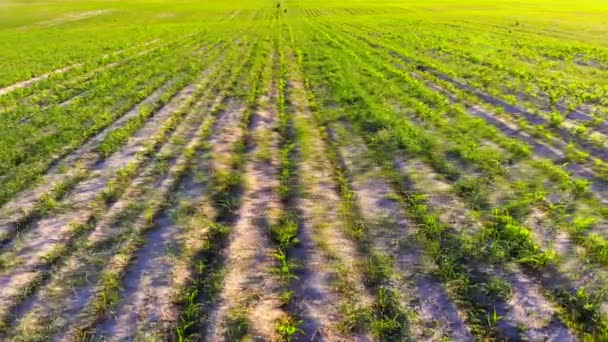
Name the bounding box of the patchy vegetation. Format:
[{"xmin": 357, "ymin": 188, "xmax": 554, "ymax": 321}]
[{"xmin": 1, "ymin": 0, "xmax": 608, "ymax": 340}]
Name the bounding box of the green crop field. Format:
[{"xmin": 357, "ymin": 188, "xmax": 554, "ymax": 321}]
[{"xmin": 1, "ymin": 0, "xmax": 608, "ymax": 340}]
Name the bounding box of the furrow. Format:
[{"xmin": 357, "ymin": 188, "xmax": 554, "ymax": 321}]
[
  {"xmin": 286, "ymin": 57, "xmax": 373, "ymax": 341},
  {"xmin": 167, "ymin": 22, "xmax": 271, "ymax": 341},
  {"xmin": 0, "ymin": 40, "xmax": 221, "ymax": 232},
  {"xmin": 0, "ymin": 38, "xmax": 251, "ymax": 337},
  {"xmin": 8, "ymin": 86, "xmax": 227, "ymax": 341},
  {"xmin": 329, "ymin": 121, "xmax": 473, "ymax": 341},
  {"xmin": 0, "ymin": 34, "xmax": 211, "ymax": 207},
  {"xmin": 346, "ymin": 26, "xmax": 608, "ymax": 166},
  {"xmin": 204, "ymin": 55, "xmax": 285, "ymax": 341},
  {"xmin": 393, "ymin": 155, "xmax": 574, "ymax": 341},
  {"xmin": 0, "ymin": 37, "xmax": 171, "ymax": 98},
  {"xmin": 0, "ymin": 41, "xmax": 226, "ymax": 247},
  {"xmin": 295, "ymin": 19, "xmax": 585, "ymax": 338},
  {"xmin": 0, "ymin": 38, "xmax": 171, "ymax": 114},
  {"xmin": 0, "ymin": 64, "xmax": 82, "ymax": 97},
  {"xmin": 74, "ymin": 26, "xmax": 263, "ymax": 341},
  {"xmin": 92, "ymin": 100, "xmax": 247, "ymax": 341},
  {"xmin": 61, "ymin": 94, "xmax": 228, "ymax": 341}
]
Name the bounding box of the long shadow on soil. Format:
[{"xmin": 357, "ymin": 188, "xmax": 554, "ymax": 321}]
[{"xmin": 286, "ymin": 146, "xmax": 329, "ymax": 341}]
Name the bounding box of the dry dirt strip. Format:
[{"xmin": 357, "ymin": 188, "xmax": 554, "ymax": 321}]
[
  {"xmin": 92, "ymin": 100, "xmax": 247, "ymax": 341},
  {"xmin": 9, "ymin": 86, "xmax": 227, "ymax": 340},
  {"xmin": 0, "ymin": 38, "xmax": 186, "ymax": 116},
  {"xmin": 286, "ymin": 64, "xmax": 374, "ymax": 341},
  {"xmin": 0, "ymin": 27, "xmax": 257, "ymax": 340},
  {"xmin": 0, "ymin": 48, "xmax": 246, "ymax": 337},
  {"xmin": 329, "ymin": 122, "xmax": 473, "ymax": 341},
  {"xmin": 0, "ymin": 50, "xmax": 228, "ymax": 317},
  {"xmin": 393, "ymin": 156, "xmax": 574, "ymax": 341},
  {"xmin": 205, "ymin": 60, "xmax": 285, "ymax": 341},
  {"xmin": 0, "ymin": 65, "xmax": 82, "ymax": 97},
  {"xmin": 0, "ymin": 38, "xmax": 166, "ymax": 98}
]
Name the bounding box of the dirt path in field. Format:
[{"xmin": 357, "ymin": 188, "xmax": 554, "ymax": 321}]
[
  {"xmin": 315, "ymin": 24, "xmax": 606, "ymax": 205},
  {"xmin": 0, "ymin": 39, "xmax": 169, "ymax": 116},
  {"xmin": 208, "ymin": 99, "xmax": 248, "ymax": 174},
  {"xmin": 52, "ymin": 42, "xmax": 173, "ymax": 110},
  {"xmin": 205, "ymin": 69, "xmax": 284, "ymax": 341},
  {"xmin": 393, "ymin": 156, "xmax": 482, "ymax": 237},
  {"xmin": 0, "ymin": 80, "xmax": 171, "ymax": 233},
  {"xmin": 424, "ymin": 64, "xmax": 608, "ymax": 144},
  {"xmin": 92, "ymin": 100, "xmax": 247, "ymax": 341},
  {"xmin": 286, "ymin": 71, "xmax": 373, "ymax": 341},
  {"xmin": 0, "ymin": 39, "xmax": 164, "ymax": 107},
  {"xmin": 0, "ymin": 38, "xmax": 160, "ymax": 98},
  {"xmin": 35, "ymin": 10, "xmax": 113, "ymax": 27},
  {"xmin": 0, "ymin": 84, "xmax": 206, "ymax": 325},
  {"xmin": 300, "ymin": 26, "xmax": 564, "ymax": 338},
  {"xmin": 497, "ymin": 266, "xmax": 575, "ymax": 341},
  {"xmin": 0, "ymin": 43, "xmax": 222, "ymax": 240},
  {"xmin": 0, "ymin": 65, "xmax": 83, "ymax": 97},
  {"xmin": 61, "ymin": 95, "xmax": 226, "ymax": 340},
  {"xmin": 466, "ymin": 103, "xmax": 608, "ymax": 200},
  {"xmin": 413, "ymin": 75, "xmax": 565, "ymax": 161},
  {"xmin": 329, "ymin": 122, "xmax": 472, "ymax": 341},
  {"xmin": 393, "ymin": 156, "xmax": 574, "ymax": 340}
]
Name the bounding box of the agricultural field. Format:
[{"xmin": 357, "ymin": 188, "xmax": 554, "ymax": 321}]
[{"xmin": 1, "ymin": 0, "xmax": 608, "ymax": 340}]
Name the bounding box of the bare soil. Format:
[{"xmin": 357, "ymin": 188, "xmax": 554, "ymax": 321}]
[
  {"xmin": 331, "ymin": 122, "xmax": 473, "ymax": 341},
  {"xmin": 205, "ymin": 80, "xmax": 284, "ymax": 341}
]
